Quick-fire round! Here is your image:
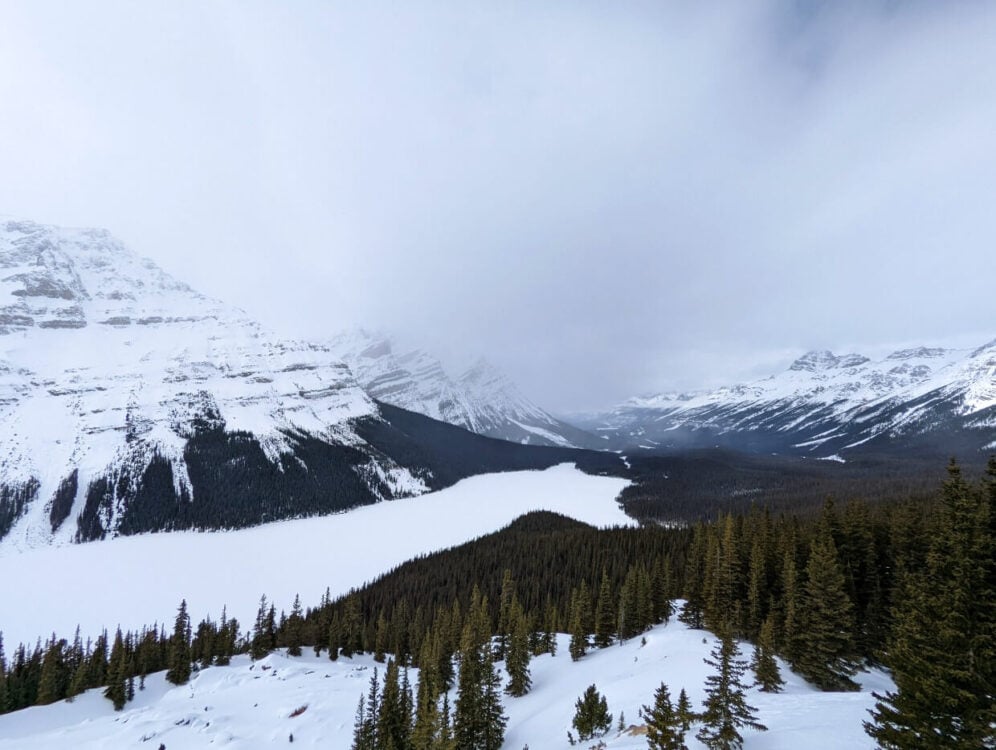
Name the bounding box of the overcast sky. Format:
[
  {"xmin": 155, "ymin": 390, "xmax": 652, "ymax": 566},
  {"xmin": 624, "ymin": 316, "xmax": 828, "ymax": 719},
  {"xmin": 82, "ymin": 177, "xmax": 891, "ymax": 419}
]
[{"xmin": 1, "ymin": 1, "xmax": 995, "ymax": 412}]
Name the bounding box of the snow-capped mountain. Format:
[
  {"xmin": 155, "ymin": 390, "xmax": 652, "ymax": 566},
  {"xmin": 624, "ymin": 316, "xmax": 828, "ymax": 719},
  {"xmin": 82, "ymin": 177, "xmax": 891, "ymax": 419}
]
[
  {"xmin": 328, "ymin": 329, "xmax": 599, "ymax": 448},
  {"xmin": 586, "ymin": 344, "xmax": 996, "ymax": 456},
  {"xmin": 0, "ymin": 218, "xmax": 435, "ymax": 549},
  {"xmin": 0, "ymin": 219, "xmax": 612, "ymax": 551}
]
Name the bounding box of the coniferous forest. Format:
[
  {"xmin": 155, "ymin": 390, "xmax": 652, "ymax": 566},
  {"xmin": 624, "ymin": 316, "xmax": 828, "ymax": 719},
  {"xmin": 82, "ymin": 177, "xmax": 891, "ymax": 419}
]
[{"xmin": 0, "ymin": 458, "xmax": 992, "ymax": 749}]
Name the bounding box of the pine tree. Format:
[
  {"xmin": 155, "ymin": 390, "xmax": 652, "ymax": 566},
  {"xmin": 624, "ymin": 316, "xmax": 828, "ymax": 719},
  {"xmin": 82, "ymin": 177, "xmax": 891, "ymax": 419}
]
[
  {"xmin": 496, "ymin": 569, "xmax": 516, "ymax": 660},
  {"xmin": 412, "ymin": 632, "xmax": 440, "ymax": 750},
  {"xmin": 36, "ymin": 636, "xmax": 66, "ymax": 706},
  {"xmin": 377, "ymin": 658, "xmax": 411, "ymax": 750},
  {"xmin": 103, "ymin": 629, "xmax": 127, "ymax": 710},
  {"xmin": 569, "ymin": 582, "xmax": 591, "ymax": 661},
  {"xmin": 572, "ymin": 684, "xmax": 613, "ymax": 741},
  {"xmin": 751, "ymin": 615, "xmax": 783, "ymax": 693},
  {"xmin": 165, "ymin": 600, "xmax": 192, "ymax": 686},
  {"xmin": 250, "ymin": 595, "xmax": 272, "ymax": 661},
  {"xmin": 679, "ymin": 524, "xmax": 707, "ymax": 629},
  {"xmin": 865, "ymin": 461, "xmax": 996, "ymax": 748},
  {"xmin": 594, "ymin": 569, "xmax": 616, "ymax": 648},
  {"xmin": 374, "ymin": 610, "xmax": 389, "ymax": 664},
  {"xmin": 794, "ymin": 528, "xmax": 858, "ymax": 691},
  {"xmin": 285, "ymin": 594, "xmax": 304, "ymax": 657},
  {"xmin": 505, "ymin": 599, "xmax": 531, "ymax": 697},
  {"xmin": 454, "ymin": 589, "xmax": 506, "ymax": 750},
  {"xmin": 676, "ymin": 688, "xmax": 695, "ymax": 732},
  {"xmin": 696, "ymin": 629, "xmax": 766, "ymax": 750},
  {"xmin": 641, "ymin": 681, "xmax": 687, "ymax": 750}
]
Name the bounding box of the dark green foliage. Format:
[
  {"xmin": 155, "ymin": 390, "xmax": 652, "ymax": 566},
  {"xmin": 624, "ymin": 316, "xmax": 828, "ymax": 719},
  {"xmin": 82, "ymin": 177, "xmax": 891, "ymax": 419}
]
[
  {"xmin": 594, "ymin": 569, "xmax": 617, "ymax": 648},
  {"xmin": 696, "ymin": 629, "xmax": 766, "ymax": 750},
  {"xmin": 569, "ymin": 581, "xmax": 592, "ymax": 661},
  {"xmin": 792, "ymin": 525, "xmax": 858, "ymax": 691},
  {"xmin": 865, "ymin": 460, "xmax": 996, "ymax": 749},
  {"xmin": 572, "ymin": 684, "xmax": 612, "ymax": 741},
  {"xmin": 36, "ymin": 636, "xmax": 67, "ymax": 706},
  {"xmin": 454, "ymin": 590, "xmax": 507, "ymax": 750},
  {"xmin": 165, "ymin": 600, "xmax": 191, "ymax": 686},
  {"xmin": 358, "ymin": 402, "xmax": 623, "ymax": 491},
  {"xmin": 675, "ymin": 688, "xmax": 695, "ymax": 732},
  {"xmin": 751, "ymin": 615, "xmax": 783, "ymax": 693},
  {"xmin": 49, "ymin": 471, "xmax": 78, "ymax": 533},
  {"xmin": 74, "ymin": 476, "xmax": 114, "ymax": 542},
  {"xmin": 284, "ymin": 595, "xmax": 304, "ymax": 657},
  {"xmin": 504, "ymin": 599, "xmax": 531, "ymax": 697},
  {"xmin": 0, "ymin": 479, "xmax": 40, "ymax": 542},
  {"xmin": 103, "ymin": 629, "xmax": 127, "ymax": 710},
  {"xmin": 251, "ymin": 595, "xmax": 275, "ymax": 661},
  {"xmin": 641, "ymin": 682, "xmax": 688, "ymax": 750}
]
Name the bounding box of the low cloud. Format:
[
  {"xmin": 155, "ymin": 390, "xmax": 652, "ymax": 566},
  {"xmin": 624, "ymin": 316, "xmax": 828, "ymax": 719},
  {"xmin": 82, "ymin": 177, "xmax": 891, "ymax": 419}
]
[{"xmin": 1, "ymin": 1, "xmax": 994, "ymax": 411}]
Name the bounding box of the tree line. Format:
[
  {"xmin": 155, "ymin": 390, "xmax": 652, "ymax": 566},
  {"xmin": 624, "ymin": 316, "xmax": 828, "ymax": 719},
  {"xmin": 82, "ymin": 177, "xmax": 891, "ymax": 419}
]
[{"xmin": 0, "ymin": 458, "xmax": 991, "ymax": 748}]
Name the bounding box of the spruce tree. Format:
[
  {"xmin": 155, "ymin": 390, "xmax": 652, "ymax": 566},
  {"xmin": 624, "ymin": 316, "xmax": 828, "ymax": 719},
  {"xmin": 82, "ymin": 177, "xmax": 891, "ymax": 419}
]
[
  {"xmin": 36, "ymin": 637, "xmax": 66, "ymax": 706},
  {"xmin": 751, "ymin": 615, "xmax": 783, "ymax": 693},
  {"xmin": 374, "ymin": 610, "xmax": 389, "ymax": 664},
  {"xmin": 696, "ymin": 629, "xmax": 766, "ymax": 750},
  {"xmin": 572, "ymin": 684, "xmax": 613, "ymax": 741},
  {"xmin": 251, "ymin": 595, "xmax": 272, "ymax": 661},
  {"xmin": 103, "ymin": 629, "xmax": 127, "ymax": 710},
  {"xmin": 794, "ymin": 528, "xmax": 858, "ymax": 691},
  {"xmin": 505, "ymin": 599, "xmax": 532, "ymax": 697},
  {"xmin": 679, "ymin": 524, "xmax": 707, "ymax": 629},
  {"xmin": 641, "ymin": 681, "xmax": 687, "ymax": 750},
  {"xmin": 569, "ymin": 582, "xmax": 590, "ymax": 661},
  {"xmin": 285, "ymin": 595, "xmax": 304, "ymax": 657},
  {"xmin": 454, "ymin": 589, "xmax": 506, "ymax": 750},
  {"xmin": 377, "ymin": 658, "xmax": 411, "ymax": 750},
  {"xmin": 165, "ymin": 600, "xmax": 192, "ymax": 686},
  {"xmin": 676, "ymin": 688, "xmax": 695, "ymax": 732},
  {"xmin": 412, "ymin": 633, "xmax": 440, "ymax": 750},
  {"xmin": 594, "ymin": 569, "xmax": 616, "ymax": 648},
  {"xmin": 865, "ymin": 461, "xmax": 996, "ymax": 748}
]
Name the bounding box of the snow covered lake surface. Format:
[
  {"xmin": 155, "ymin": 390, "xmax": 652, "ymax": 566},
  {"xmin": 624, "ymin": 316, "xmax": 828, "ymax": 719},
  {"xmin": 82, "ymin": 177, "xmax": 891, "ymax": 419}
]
[
  {"xmin": 0, "ymin": 618, "xmax": 893, "ymax": 749},
  {"xmin": 0, "ymin": 464, "xmax": 631, "ymax": 648}
]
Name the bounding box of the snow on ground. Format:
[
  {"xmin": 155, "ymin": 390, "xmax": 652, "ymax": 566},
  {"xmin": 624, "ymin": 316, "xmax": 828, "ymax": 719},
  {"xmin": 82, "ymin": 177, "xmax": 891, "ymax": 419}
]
[
  {"xmin": 0, "ymin": 464, "xmax": 631, "ymax": 648},
  {"xmin": 0, "ymin": 617, "xmax": 893, "ymax": 749}
]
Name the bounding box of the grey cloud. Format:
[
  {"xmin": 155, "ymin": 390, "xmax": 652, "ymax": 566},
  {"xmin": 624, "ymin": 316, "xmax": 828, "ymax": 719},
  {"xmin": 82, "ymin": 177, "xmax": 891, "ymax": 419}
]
[{"xmin": 1, "ymin": 1, "xmax": 994, "ymax": 412}]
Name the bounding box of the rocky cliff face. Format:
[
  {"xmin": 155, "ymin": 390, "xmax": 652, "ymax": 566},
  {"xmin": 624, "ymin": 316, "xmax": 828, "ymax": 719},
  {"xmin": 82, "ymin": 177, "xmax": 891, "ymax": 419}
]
[{"xmin": 0, "ymin": 219, "xmax": 426, "ymax": 549}]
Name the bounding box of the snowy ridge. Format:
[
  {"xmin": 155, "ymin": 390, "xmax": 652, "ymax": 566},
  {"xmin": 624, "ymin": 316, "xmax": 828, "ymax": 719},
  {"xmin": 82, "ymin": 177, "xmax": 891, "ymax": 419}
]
[
  {"xmin": 328, "ymin": 329, "xmax": 597, "ymax": 448},
  {"xmin": 0, "ymin": 621, "xmax": 892, "ymax": 750},
  {"xmin": 590, "ymin": 342, "xmax": 996, "ymax": 454},
  {"xmin": 0, "ymin": 219, "xmax": 423, "ymax": 550}
]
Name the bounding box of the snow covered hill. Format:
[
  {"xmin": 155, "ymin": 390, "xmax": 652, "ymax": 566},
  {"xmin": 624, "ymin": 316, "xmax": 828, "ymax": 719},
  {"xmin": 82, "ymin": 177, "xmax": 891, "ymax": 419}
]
[
  {"xmin": 329, "ymin": 329, "xmax": 600, "ymax": 448},
  {"xmin": 0, "ymin": 464, "xmax": 631, "ymax": 648},
  {"xmin": 0, "ymin": 619, "xmax": 893, "ymax": 750},
  {"xmin": 585, "ymin": 343, "xmax": 996, "ymax": 456}
]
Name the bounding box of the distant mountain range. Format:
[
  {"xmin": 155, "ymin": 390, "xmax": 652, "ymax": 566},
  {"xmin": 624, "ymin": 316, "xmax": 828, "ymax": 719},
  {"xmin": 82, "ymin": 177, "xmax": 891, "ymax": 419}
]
[
  {"xmin": 0, "ymin": 218, "xmax": 615, "ymax": 550},
  {"xmin": 328, "ymin": 329, "xmax": 599, "ymax": 449},
  {"xmin": 579, "ymin": 344, "xmax": 996, "ymax": 457}
]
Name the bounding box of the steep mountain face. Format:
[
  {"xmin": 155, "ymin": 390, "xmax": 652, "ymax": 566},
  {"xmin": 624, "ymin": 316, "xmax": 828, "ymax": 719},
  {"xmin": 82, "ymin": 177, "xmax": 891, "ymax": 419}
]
[
  {"xmin": 328, "ymin": 330, "xmax": 600, "ymax": 448},
  {"xmin": 0, "ymin": 219, "xmax": 617, "ymax": 551},
  {"xmin": 585, "ymin": 344, "xmax": 996, "ymax": 456}
]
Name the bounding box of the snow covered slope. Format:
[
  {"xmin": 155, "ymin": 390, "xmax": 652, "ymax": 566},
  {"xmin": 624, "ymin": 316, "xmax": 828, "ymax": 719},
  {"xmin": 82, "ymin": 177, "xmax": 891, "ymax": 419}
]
[
  {"xmin": 0, "ymin": 619, "xmax": 893, "ymax": 750},
  {"xmin": 0, "ymin": 464, "xmax": 631, "ymax": 648},
  {"xmin": 0, "ymin": 219, "xmax": 621, "ymax": 552},
  {"xmin": 329, "ymin": 329, "xmax": 599, "ymax": 448},
  {"xmin": 586, "ymin": 344, "xmax": 996, "ymax": 456}
]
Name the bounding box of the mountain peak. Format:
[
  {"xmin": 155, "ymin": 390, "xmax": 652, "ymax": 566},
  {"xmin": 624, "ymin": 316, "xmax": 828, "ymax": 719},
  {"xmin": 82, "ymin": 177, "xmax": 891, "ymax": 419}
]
[
  {"xmin": 789, "ymin": 350, "xmax": 869, "ymax": 372},
  {"xmin": 886, "ymin": 346, "xmax": 948, "ymax": 360}
]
